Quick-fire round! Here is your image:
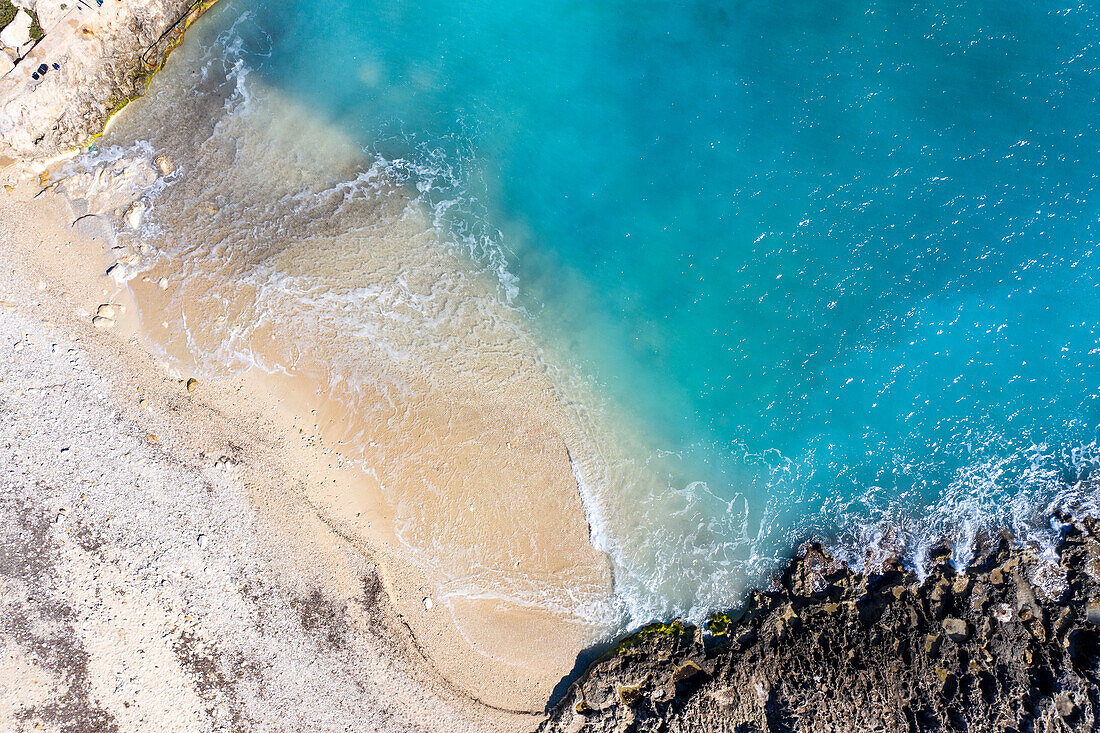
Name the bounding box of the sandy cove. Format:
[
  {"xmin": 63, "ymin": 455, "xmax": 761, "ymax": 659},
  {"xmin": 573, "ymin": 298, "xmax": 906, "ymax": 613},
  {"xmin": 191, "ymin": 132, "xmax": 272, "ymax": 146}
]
[
  {"xmin": 0, "ymin": 170, "xmax": 612, "ymax": 730},
  {"xmin": 1, "ymin": 0, "xmax": 617, "ymax": 724}
]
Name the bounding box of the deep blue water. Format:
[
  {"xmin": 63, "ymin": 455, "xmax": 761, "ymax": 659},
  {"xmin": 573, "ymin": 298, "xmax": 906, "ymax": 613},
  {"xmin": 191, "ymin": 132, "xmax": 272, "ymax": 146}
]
[{"xmin": 182, "ymin": 0, "xmax": 1100, "ymax": 620}]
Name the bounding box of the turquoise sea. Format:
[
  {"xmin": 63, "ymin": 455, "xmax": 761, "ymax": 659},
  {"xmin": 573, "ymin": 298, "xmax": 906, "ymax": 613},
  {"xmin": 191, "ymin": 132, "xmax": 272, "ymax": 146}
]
[{"xmin": 107, "ymin": 0, "xmax": 1100, "ymax": 626}]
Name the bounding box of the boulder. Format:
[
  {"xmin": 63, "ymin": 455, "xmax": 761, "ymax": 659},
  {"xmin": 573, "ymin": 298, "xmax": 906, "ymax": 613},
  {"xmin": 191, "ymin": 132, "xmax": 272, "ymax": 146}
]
[
  {"xmin": 0, "ymin": 10, "xmax": 32, "ymax": 52},
  {"xmin": 15, "ymin": 0, "xmax": 65, "ymax": 32}
]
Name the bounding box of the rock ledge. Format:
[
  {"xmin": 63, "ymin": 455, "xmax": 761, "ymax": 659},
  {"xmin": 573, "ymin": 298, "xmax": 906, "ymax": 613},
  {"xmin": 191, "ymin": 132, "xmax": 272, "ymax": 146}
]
[{"xmin": 542, "ymin": 516, "xmax": 1100, "ymax": 732}]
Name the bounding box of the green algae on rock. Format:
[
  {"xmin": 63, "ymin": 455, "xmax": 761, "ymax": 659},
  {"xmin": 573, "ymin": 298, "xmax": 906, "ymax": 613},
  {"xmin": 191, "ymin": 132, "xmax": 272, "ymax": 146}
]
[{"xmin": 542, "ymin": 516, "xmax": 1100, "ymax": 732}]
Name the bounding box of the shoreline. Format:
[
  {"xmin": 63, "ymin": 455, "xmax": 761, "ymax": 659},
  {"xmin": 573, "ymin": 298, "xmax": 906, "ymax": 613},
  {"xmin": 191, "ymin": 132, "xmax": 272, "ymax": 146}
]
[
  {"xmin": 0, "ymin": 182, "xmax": 546, "ymax": 730},
  {"xmin": 544, "ymin": 514, "xmax": 1100, "ymax": 731},
  {"xmin": 4, "ymin": 2, "xmax": 1100, "ymax": 731},
  {"xmin": 4, "ymin": 170, "xmax": 1100, "ymax": 729},
  {"xmin": 0, "ymin": 158, "xmax": 612, "ymax": 722}
]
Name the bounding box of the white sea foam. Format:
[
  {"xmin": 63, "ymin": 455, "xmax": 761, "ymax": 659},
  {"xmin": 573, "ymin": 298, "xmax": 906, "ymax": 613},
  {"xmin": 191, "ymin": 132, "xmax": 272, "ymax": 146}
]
[{"xmin": 62, "ymin": 7, "xmax": 1100, "ymax": 640}]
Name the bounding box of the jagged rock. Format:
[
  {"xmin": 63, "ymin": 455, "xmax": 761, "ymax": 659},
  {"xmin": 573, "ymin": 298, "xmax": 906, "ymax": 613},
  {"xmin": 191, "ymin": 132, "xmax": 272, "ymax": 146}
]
[
  {"xmin": 0, "ymin": 0, "xmax": 219, "ymax": 162},
  {"xmin": 541, "ymin": 526, "xmax": 1100, "ymax": 733}
]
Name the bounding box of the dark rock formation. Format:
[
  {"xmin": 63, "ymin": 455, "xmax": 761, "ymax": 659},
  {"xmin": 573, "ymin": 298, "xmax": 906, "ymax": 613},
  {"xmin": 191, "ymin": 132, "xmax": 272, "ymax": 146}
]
[{"xmin": 541, "ymin": 516, "xmax": 1100, "ymax": 732}]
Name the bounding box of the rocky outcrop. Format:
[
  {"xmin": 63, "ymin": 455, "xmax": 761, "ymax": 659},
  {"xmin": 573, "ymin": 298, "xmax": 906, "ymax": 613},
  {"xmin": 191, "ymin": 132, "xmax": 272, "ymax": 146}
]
[
  {"xmin": 542, "ymin": 516, "xmax": 1100, "ymax": 732},
  {"xmin": 0, "ymin": 0, "xmax": 216, "ymax": 165}
]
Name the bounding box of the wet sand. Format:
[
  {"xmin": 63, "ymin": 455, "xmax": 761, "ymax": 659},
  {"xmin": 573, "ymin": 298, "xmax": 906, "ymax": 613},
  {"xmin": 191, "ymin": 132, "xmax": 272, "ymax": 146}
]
[{"xmin": 0, "ymin": 171, "xmax": 611, "ymax": 727}]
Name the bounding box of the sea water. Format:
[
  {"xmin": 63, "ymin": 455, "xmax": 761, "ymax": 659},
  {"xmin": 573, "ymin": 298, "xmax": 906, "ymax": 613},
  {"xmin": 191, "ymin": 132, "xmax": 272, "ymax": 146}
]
[{"xmin": 101, "ymin": 0, "xmax": 1100, "ymax": 627}]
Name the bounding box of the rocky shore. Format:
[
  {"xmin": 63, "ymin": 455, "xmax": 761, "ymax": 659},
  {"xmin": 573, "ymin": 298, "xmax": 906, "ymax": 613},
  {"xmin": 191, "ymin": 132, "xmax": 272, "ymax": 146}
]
[
  {"xmin": 0, "ymin": 0, "xmax": 215, "ymax": 163},
  {"xmin": 543, "ymin": 516, "xmax": 1100, "ymax": 732}
]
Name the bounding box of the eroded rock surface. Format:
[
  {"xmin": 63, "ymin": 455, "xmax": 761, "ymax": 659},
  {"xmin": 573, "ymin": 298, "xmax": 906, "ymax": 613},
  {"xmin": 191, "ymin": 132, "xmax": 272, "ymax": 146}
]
[
  {"xmin": 543, "ymin": 519, "xmax": 1100, "ymax": 732},
  {"xmin": 0, "ymin": 0, "xmax": 214, "ymax": 165}
]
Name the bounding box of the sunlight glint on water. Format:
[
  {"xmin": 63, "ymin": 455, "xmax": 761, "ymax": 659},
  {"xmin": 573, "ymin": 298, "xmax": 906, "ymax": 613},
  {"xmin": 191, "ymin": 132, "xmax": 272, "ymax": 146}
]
[{"xmin": 104, "ymin": 0, "xmax": 1100, "ymax": 626}]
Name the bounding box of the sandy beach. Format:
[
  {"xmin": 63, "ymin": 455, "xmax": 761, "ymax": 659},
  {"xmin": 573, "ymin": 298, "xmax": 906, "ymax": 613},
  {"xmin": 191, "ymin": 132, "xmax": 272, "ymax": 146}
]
[
  {"xmin": 0, "ymin": 0, "xmax": 619, "ymax": 725},
  {"xmin": 0, "ymin": 163, "xmax": 610, "ymax": 729}
]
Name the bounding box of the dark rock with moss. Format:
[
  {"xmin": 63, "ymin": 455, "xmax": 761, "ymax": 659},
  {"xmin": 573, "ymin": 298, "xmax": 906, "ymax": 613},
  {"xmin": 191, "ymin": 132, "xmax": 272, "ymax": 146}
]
[{"xmin": 541, "ymin": 516, "xmax": 1100, "ymax": 732}]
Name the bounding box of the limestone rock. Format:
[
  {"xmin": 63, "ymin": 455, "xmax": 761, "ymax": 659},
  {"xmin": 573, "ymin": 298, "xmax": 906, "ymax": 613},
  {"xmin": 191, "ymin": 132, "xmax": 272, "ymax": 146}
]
[
  {"xmin": 1, "ymin": 0, "xmax": 217, "ymax": 162},
  {"xmin": 0, "ymin": 10, "xmax": 32, "ymax": 53},
  {"xmin": 155, "ymin": 154, "xmax": 174, "ymax": 175},
  {"xmin": 124, "ymin": 200, "xmax": 147, "ymax": 230}
]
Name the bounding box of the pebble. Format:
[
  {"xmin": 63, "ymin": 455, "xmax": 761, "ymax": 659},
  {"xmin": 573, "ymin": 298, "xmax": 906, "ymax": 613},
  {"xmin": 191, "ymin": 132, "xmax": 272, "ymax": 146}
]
[
  {"xmin": 96, "ymin": 304, "xmax": 116, "ymax": 318},
  {"xmin": 423, "ymin": 596, "xmax": 433, "ymax": 611},
  {"xmin": 155, "ymin": 155, "xmax": 174, "ymax": 176},
  {"xmin": 124, "ymin": 202, "xmax": 147, "ymax": 230},
  {"xmin": 197, "ymin": 534, "xmax": 208, "ymax": 550},
  {"xmin": 186, "ymin": 378, "xmax": 198, "ymax": 393},
  {"xmin": 158, "ymin": 277, "xmax": 169, "ymax": 290},
  {"xmin": 91, "ymin": 315, "xmax": 115, "ymax": 330}
]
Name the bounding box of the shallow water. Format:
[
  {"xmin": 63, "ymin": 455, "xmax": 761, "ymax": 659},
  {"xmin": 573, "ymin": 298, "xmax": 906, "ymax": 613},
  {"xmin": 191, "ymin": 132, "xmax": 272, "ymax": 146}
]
[{"xmin": 97, "ymin": 0, "xmax": 1100, "ymax": 627}]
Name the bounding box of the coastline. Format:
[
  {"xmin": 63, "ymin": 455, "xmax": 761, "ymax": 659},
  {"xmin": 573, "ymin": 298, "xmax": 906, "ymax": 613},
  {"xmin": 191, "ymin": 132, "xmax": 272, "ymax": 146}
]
[
  {"xmin": 2, "ymin": 0, "xmax": 616, "ymax": 721},
  {"xmin": 4, "ymin": 181, "xmax": 1100, "ymax": 730},
  {"xmin": 0, "ymin": 151, "xmax": 614, "ymax": 723},
  {"xmin": 0, "ymin": 183, "xmax": 544, "ymax": 730},
  {"xmin": 544, "ymin": 519, "xmax": 1100, "ymax": 732},
  {"xmin": 3, "ymin": 1, "xmax": 1100, "ymax": 731}
]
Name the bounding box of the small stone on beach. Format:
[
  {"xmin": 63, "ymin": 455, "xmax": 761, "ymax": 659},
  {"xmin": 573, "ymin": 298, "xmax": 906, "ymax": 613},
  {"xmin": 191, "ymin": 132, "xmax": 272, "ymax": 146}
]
[
  {"xmin": 158, "ymin": 277, "xmax": 169, "ymax": 289},
  {"xmin": 96, "ymin": 304, "xmax": 116, "ymax": 318},
  {"xmin": 423, "ymin": 596, "xmax": 433, "ymax": 611},
  {"xmin": 197, "ymin": 534, "xmax": 209, "ymax": 549},
  {"xmin": 155, "ymin": 155, "xmax": 174, "ymax": 176},
  {"xmin": 106, "ymin": 263, "xmax": 126, "ymax": 284},
  {"xmin": 186, "ymin": 378, "xmax": 198, "ymax": 393},
  {"xmin": 124, "ymin": 202, "xmax": 147, "ymax": 230},
  {"xmin": 92, "ymin": 315, "xmax": 115, "ymax": 330}
]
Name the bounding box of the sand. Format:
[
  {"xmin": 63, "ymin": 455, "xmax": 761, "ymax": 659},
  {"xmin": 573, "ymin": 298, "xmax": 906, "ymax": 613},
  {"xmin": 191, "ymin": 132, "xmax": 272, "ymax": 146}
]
[
  {"xmin": 0, "ymin": 170, "xmax": 611, "ymax": 730},
  {"xmin": 0, "ymin": 0, "xmax": 618, "ymax": 722}
]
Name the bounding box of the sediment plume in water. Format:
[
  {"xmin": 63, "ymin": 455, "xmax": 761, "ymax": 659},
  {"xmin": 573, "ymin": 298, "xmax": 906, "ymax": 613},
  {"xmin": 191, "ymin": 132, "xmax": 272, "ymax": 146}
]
[{"xmin": 62, "ymin": 2, "xmax": 1100, "ymax": 640}]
